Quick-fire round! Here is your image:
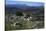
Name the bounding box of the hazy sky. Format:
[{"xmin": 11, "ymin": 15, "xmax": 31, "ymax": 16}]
[
  {"xmin": 6, "ymin": 0, "xmax": 44, "ymax": 6},
  {"xmin": 6, "ymin": 0, "xmax": 42, "ymax": 2}
]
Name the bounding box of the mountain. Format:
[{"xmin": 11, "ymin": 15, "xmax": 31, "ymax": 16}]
[
  {"xmin": 5, "ymin": 4, "xmax": 32, "ymax": 13},
  {"xmin": 5, "ymin": 4, "xmax": 44, "ymax": 15},
  {"xmin": 6, "ymin": 4, "xmax": 31, "ymax": 9}
]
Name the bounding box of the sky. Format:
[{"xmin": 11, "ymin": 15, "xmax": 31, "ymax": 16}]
[
  {"xmin": 6, "ymin": 0, "xmax": 44, "ymax": 6},
  {"xmin": 6, "ymin": 0, "xmax": 42, "ymax": 2}
]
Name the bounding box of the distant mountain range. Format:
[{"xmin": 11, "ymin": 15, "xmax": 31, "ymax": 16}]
[
  {"xmin": 5, "ymin": 4, "xmax": 44, "ymax": 15},
  {"xmin": 6, "ymin": 4, "xmax": 43, "ymax": 10}
]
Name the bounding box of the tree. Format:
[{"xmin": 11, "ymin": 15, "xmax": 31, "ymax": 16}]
[
  {"xmin": 16, "ymin": 11, "xmax": 23, "ymax": 16},
  {"xmin": 26, "ymin": 14, "xmax": 30, "ymax": 17}
]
